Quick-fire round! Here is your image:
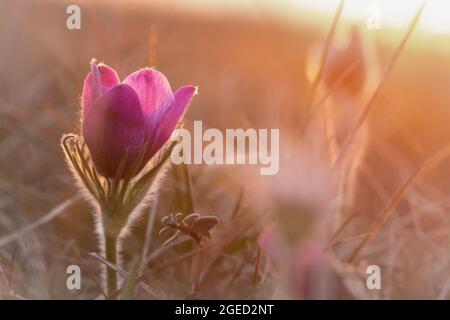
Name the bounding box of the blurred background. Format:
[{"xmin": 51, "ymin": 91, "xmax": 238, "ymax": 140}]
[{"xmin": 0, "ymin": 0, "xmax": 449, "ymax": 299}]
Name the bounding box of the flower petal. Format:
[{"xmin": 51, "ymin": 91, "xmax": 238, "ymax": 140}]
[
  {"xmin": 82, "ymin": 62, "xmax": 120, "ymax": 117},
  {"xmin": 123, "ymin": 68, "xmax": 175, "ymax": 124},
  {"xmin": 149, "ymin": 85, "xmax": 197, "ymax": 157},
  {"xmin": 82, "ymin": 84, "xmax": 146, "ymax": 178}
]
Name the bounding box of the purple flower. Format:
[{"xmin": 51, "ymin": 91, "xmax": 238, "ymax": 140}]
[{"xmin": 82, "ymin": 60, "xmax": 197, "ymax": 178}]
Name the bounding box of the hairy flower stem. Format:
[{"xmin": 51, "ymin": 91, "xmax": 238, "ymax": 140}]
[
  {"xmin": 104, "ymin": 231, "xmax": 118, "ymax": 296},
  {"xmin": 61, "ymin": 134, "xmax": 177, "ymax": 297},
  {"xmin": 102, "ymin": 206, "xmax": 123, "ymax": 297}
]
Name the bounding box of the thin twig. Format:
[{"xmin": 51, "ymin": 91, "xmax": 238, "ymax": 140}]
[
  {"xmin": 252, "ymin": 247, "xmax": 261, "ymax": 286},
  {"xmin": 303, "ymin": 0, "xmax": 345, "ymax": 118},
  {"xmin": 327, "ymin": 205, "xmax": 365, "ymax": 245},
  {"xmin": 89, "ymin": 252, "xmax": 127, "ymax": 277},
  {"xmin": 182, "ymin": 163, "xmax": 195, "ymax": 213},
  {"xmin": 90, "ymin": 253, "xmax": 159, "ymax": 300},
  {"xmin": 139, "ymin": 191, "xmax": 159, "ymax": 275},
  {"xmin": 7, "ymin": 245, "xmax": 17, "ymax": 291},
  {"xmin": 151, "ymin": 241, "xmax": 223, "ymax": 274},
  {"xmin": 0, "ymin": 195, "xmax": 81, "ymax": 248},
  {"xmin": 143, "ymin": 237, "xmax": 191, "ymax": 267},
  {"xmin": 191, "ymin": 252, "xmax": 204, "ymax": 294},
  {"xmin": 73, "ymin": 247, "xmax": 107, "ymax": 299}
]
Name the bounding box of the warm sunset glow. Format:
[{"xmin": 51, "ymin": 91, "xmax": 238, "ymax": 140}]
[
  {"xmin": 293, "ymin": 0, "xmax": 450, "ymax": 34},
  {"xmin": 2, "ymin": 0, "xmax": 449, "ymax": 303}
]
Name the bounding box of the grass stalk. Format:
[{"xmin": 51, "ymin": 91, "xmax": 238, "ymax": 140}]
[{"xmin": 303, "ymin": 0, "xmax": 345, "ymax": 120}]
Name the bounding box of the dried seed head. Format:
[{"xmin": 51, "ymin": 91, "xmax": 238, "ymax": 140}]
[{"xmin": 160, "ymin": 212, "xmax": 219, "ymax": 246}]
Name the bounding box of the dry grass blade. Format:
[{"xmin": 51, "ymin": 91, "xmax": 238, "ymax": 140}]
[
  {"xmin": 150, "ymin": 240, "xmax": 224, "ymax": 274},
  {"xmin": 182, "ymin": 163, "xmax": 195, "ymax": 213},
  {"xmin": 0, "ymin": 285, "xmax": 26, "ymax": 300},
  {"xmin": 327, "ymin": 205, "xmax": 365, "ymax": 245},
  {"xmin": 348, "ymin": 143, "xmax": 450, "ymax": 262},
  {"xmin": 302, "ymin": 58, "xmax": 361, "ymax": 134},
  {"xmin": 120, "ymin": 257, "xmax": 139, "ymax": 299},
  {"xmin": 7, "ymin": 245, "xmax": 17, "ymax": 290},
  {"xmin": 89, "ymin": 252, "xmax": 128, "ymax": 277},
  {"xmin": 73, "ymin": 247, "xmax": 107, "ymax": 298},
  {"xmin": 143, "ymin": 237, "xmax": 191, "ymax": 266},
  {"xmin": 333, "ymin": 1, "xmax": 426, "ymax": 171},
  {"xmin": 326, "ymin": 233, "xmax": 370, "ymax": 248},
  {"xmin": 303, "ymin": 0, "xmax": 345, "ymax": 118},
  {"xmin": 148, "ymin": 24, "xmax": 158, "ymax": 67},
  {"xmin": 252, "ymin": 247, "xmax": 261, "ymax": 286},
  {"xmin": 191, "ymin": 252, "xmax": 204, "ymax": 294},
  {"xmin": 90, "ymin": 252, "xmax": 159, "ymax": 299},
  {"xmin": 230, "ymin": 189, "xmax": 244, "ymax": 220},
  {"xmin": 139, "ymin": 191, "xmax": 159, "ymax": 274},
  {"xmin": 0, "ymin": 265, "xmax": 13, "ymax": 296},
  {"xmin": 0, "ymin": 195, "xmax": 81, "ymax": 248}
]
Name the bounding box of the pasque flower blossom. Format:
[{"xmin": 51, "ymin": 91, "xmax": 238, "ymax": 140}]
[
  {"xmin": 60, "ymin": 59, "xmax": 198, "ymax": 297},
  {"xmin": 82, "ymin": 59, "xmax": 197, "ymax": 178}
]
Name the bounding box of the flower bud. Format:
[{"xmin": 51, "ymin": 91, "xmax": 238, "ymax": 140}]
[{"xmin": 81, "ymin": 60, "xmax": 197, "ymax": 178}]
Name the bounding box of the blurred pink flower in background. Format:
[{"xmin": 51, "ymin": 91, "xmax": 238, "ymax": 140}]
[
  {"xmin": 323, "ymin": 26, "xmax": 366, "ymax": 95},
  {"xmin": 259, "ymin": 228, "xmax": 353, "ymax": 299},
  {"xmin": 258, "ymin": 226, "xmax": 286, "ymax": 268},
  {"xmin": 82, "ymin": 59, "xmax": 197, "ymax": 178},
  {"xmin": 291, "ymin": 240, "xmax": 329, "ymax": 300}
]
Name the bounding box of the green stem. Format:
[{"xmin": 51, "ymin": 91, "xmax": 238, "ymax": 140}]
[{"xmin": 104, "ymin": 232, "xmax": 118, "ymax": 296}]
